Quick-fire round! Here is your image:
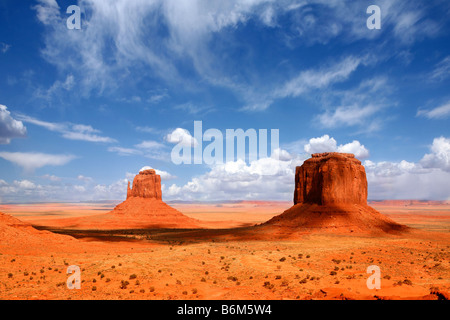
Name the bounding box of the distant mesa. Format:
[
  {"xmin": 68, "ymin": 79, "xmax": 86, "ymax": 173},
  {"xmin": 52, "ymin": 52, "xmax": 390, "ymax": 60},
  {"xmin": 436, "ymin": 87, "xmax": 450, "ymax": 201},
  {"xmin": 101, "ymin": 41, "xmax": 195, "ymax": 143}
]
[{"xmin": 265, "ymin": 152, "xmax": 409, "ymax": 234}]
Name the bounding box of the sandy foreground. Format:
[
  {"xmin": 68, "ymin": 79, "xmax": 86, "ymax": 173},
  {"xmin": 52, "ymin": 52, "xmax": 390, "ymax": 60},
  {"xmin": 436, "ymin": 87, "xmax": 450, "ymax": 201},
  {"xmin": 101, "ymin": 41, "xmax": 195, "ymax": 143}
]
[{"xmin": 0, "ymin": 200, "xmax": 449, "ymax": 300}]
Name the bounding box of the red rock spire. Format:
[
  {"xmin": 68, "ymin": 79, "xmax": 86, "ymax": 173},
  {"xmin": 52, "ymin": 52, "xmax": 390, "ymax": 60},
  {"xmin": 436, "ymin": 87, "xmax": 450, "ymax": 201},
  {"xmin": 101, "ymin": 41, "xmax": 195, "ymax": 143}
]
[{"xmin": 126, "ymin": 169, "xmax": 162, "ymax": 200}]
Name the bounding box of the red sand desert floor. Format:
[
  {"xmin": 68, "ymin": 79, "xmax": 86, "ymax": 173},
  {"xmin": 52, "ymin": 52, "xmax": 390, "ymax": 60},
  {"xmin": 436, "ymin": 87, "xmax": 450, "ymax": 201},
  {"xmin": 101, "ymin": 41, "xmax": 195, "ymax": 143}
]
[{"xmin": 0, "ymin": 200, "xmax": 448, "ymax": 300}]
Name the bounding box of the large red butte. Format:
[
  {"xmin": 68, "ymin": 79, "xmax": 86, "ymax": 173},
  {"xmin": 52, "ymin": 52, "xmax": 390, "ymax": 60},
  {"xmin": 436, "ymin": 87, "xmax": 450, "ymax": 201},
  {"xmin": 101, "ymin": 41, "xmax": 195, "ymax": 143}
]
[
  {"xmin": 294, "ymin": 153, "xmax": 367, "ymax": 205},
  {"xmin": 266, "ymin": 152, "xmax": 408, "ymax": 234}
]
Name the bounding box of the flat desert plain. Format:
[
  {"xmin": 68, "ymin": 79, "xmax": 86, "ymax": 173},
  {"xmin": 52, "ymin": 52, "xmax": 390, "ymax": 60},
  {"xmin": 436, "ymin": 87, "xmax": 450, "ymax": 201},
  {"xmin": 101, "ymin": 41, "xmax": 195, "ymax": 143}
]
[{"xmin": 0, "ymin": 200, "xmax": 449, "ymax": 300}]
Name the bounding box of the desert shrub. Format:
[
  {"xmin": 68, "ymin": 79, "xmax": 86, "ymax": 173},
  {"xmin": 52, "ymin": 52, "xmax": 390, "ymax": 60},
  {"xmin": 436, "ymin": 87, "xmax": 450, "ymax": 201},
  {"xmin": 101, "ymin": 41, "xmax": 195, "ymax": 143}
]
[
  {"xmin": 332, "ymin": 259, "xmax": 341, "ymax": 264},
  {"xmin": 403, "ymin": 279, "xmax": 413, "ymax": 286},
  {"xmin": 120, "ymin": 280, "xmax": 130, "ymax": 289}
]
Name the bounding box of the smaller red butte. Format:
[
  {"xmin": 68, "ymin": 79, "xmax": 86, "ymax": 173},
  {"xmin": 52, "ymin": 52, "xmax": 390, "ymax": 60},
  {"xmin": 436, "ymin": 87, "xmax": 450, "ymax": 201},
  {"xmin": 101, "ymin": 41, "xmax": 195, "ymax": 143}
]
[{"xmin": 127, "ymin": 168, "xmax": 162, "ymax": 200}]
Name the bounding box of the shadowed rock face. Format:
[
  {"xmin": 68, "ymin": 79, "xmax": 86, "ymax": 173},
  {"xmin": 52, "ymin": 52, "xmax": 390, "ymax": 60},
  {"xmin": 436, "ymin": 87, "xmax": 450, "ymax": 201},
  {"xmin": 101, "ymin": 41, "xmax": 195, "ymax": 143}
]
[
  {"xmin": 127, "ymin": 169, "xmax": 162, "ymax": 200},
  {"xmin": 294, "ymin": 152, "xmax": 367, "ymax": 206}
]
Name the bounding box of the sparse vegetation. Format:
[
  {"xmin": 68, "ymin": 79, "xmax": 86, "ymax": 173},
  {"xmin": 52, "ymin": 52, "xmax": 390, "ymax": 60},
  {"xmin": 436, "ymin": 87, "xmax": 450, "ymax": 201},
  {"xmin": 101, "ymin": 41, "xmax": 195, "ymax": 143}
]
[{"xmin": 120, "ymin": 280, "xmax": 130, "ymax": 289}]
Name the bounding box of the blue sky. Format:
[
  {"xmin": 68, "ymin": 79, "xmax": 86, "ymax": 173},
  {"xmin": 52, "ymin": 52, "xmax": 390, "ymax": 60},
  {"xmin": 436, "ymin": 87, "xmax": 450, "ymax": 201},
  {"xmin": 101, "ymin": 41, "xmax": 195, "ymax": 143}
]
[{"xmin": 0, "ymin": 0, "xmax": 450, "ymax": 203}]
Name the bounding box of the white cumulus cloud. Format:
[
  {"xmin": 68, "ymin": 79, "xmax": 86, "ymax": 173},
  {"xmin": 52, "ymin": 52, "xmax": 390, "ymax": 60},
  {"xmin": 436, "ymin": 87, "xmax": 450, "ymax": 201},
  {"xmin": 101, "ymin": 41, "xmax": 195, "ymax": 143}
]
[
  {"xmin": 0, "ymin": 105, "xmax": 27, "ymax": 144},
  {"xmin": 166, "ymin": 128, "xmax": 198, "ymax": 147},
  {"xmin": 303, "ymin": 135, "xmax": 370, "ymax": 159},
  {"xmin": 420, "ymin": 137, "xmax": 450, "ymax": 172}
]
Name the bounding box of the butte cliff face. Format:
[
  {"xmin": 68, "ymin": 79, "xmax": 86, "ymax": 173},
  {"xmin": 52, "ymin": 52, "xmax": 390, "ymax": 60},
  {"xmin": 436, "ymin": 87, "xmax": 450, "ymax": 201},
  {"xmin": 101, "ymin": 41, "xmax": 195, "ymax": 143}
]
[
  {"xmin": 266, "ymin": 153, "xmax": 408, "ymax": 234},
  {"xmin": 127, "ymin": 169, "xmax": 162, "ymax": 200},
  {"xmin": 294, "ymin": 153, "xmax": 367, "ymax": 206}
]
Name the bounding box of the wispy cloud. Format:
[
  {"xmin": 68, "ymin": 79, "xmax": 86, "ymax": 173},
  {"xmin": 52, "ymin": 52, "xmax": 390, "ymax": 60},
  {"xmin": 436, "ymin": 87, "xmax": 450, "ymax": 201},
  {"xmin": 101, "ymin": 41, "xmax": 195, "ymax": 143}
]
[
  {"xmin": 0, "ymin": 42, "xmax": 11, "ymax": 53},
  {"xmin": 135, "ymin": 140, "xmax": 166, "ymax": 150},
  {"xmin": 107, "ymin": 146, "xmax": 142, "ymax": 157},
  {"xmin": 0, "ymin": 152, "xmax": 76, "ymax": 172},
  {"xmin": 275, "ymin": 56, "xmax": 362, "ymax": 99},
  {"xmin": 42, "ymin": 174, "xmax": 62, "ymax": 182},
  {"xmin": 173, "ymin": 102, "xmax": 215, "ymax": 115},
  {"xmin": 317, "ymin": 104, "xmax": 380, "ymax": 128},
  {"xmin": 313, "ymin": 77, "xmax": 392, "ymax": 131},
  {"xmin": 17, "ymin": 114, "xmax": 117, "ymax": 143},
  {"xmin": 429, "ymin": 56, "xmax": 450, "ymax": 82},
  {"xmin": 241, "ymin": 55, "xmax": 363, "ymax": 112},
  {"xmin": 417, "ymin": 101, "xmax": 450, "ymax": 119},
  {"xmin": 33, "ymin": 74, "xmax": 75, "ymax": 102},
  {"xmin": 108, "ymin": 140, "xmax": 169, "ymax": 161},
  {"xmin": 33, "ymin": 0, "xmax": 447, "ymax": 108}
]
